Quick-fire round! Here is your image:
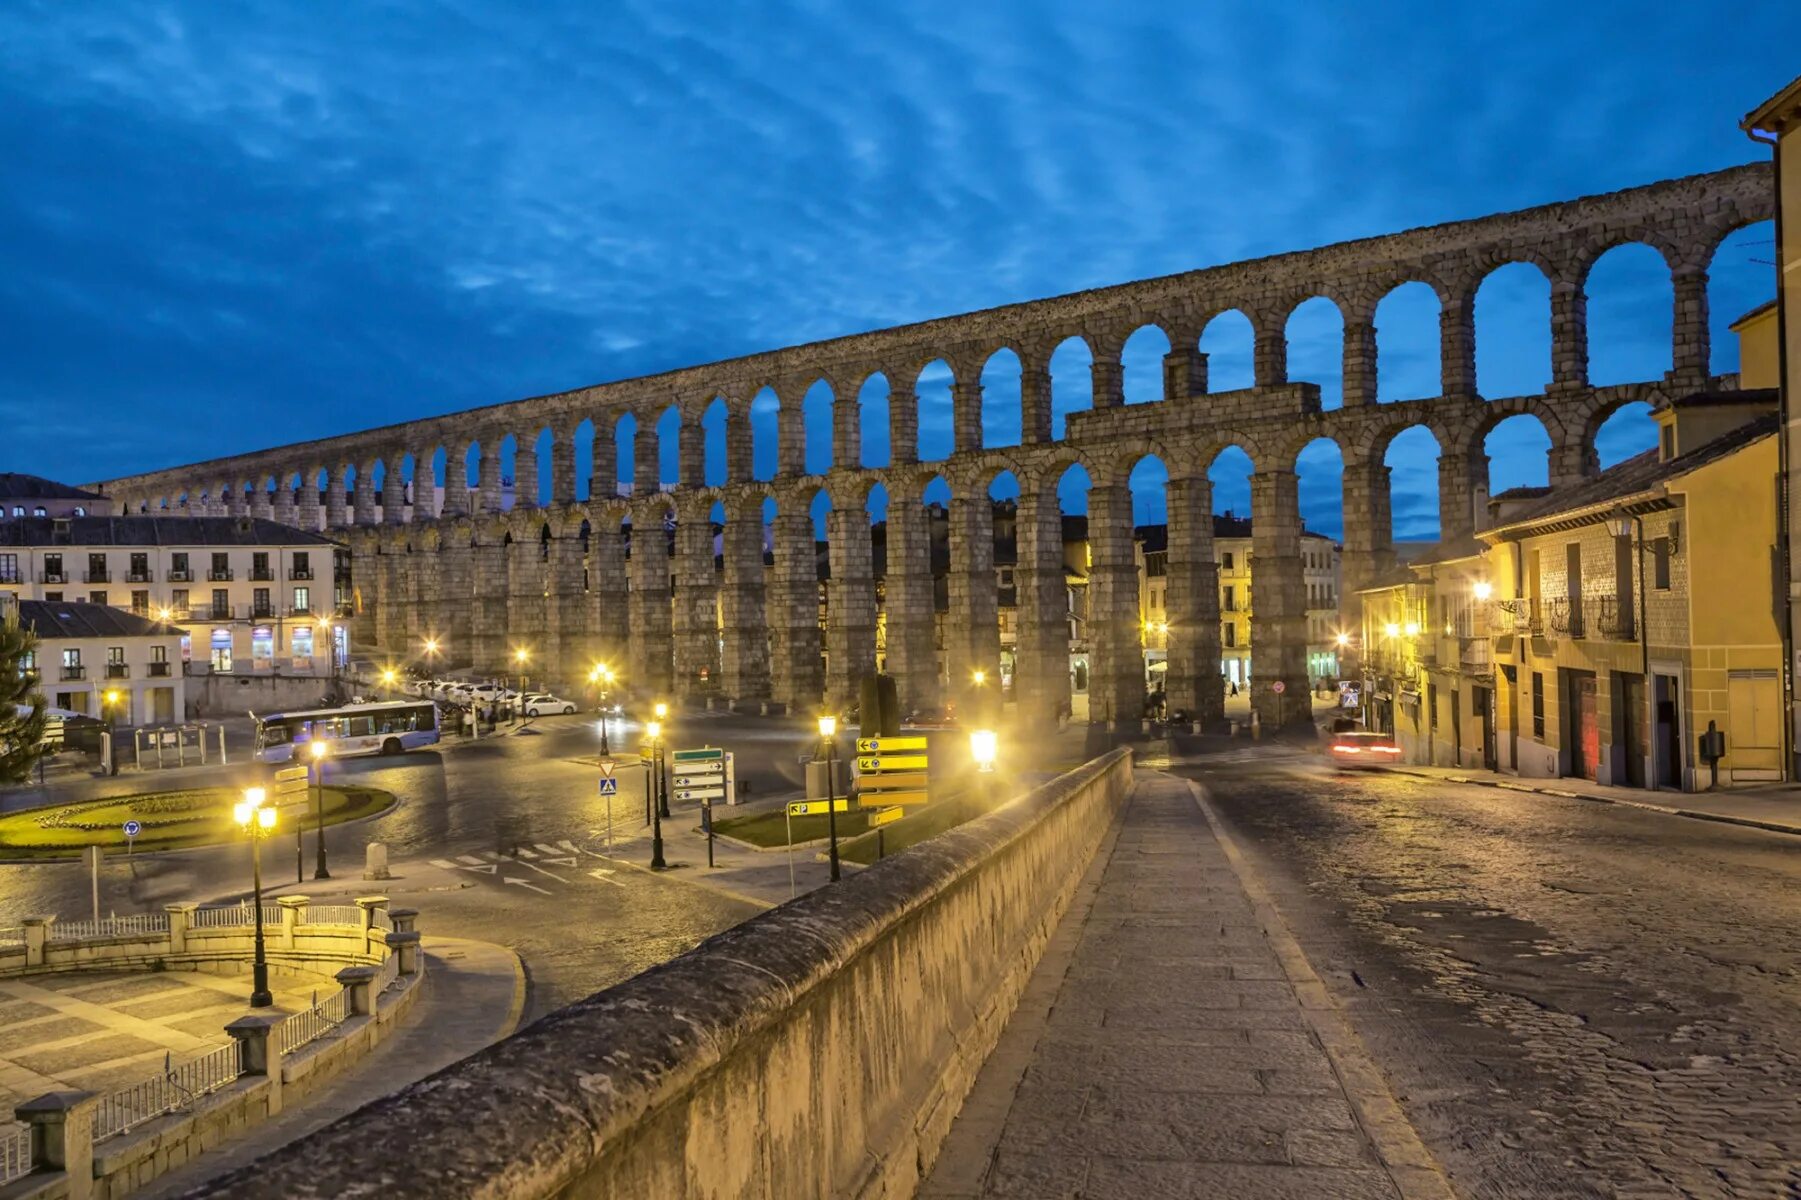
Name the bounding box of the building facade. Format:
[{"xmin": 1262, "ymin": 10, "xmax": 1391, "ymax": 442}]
[
  {"xmin": 1361, "ymin": 387, "xmax": 1784, "ymax": 790},
  {"xmin": 0, "ymin": 474, "xmax": 111, "ymax": 519},
  {"xmin": 0, "ymin": 517, "xmax": 349, "ymax": 686},
  {"xmin": 4, "ymin": 596, "xmax": 186, "ymax": 726}
]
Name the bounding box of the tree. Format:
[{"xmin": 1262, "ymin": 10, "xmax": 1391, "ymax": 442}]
[{"xmin": 0, "ymin": 605, "xmax": 47, "ymax": 784}]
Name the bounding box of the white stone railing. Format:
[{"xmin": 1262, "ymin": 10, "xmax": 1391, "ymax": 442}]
[
  {"xmin": 48, "ymin": 913, "xmax": 170, "ymax": 941},
  {"xmin": 276, "ymin": 987, "xmax": 352, "ymax": 1056},
  {"xmin": 93, "ymin": 1044, "xmax": 242, "ymax": 1143},
  {"xmin": 303, "ymin": 904, "xmax": 364, "ymax": 927},
  {"xmin": 0, "ymin": 1120, "xmax": 30, "ymax": 1186}
]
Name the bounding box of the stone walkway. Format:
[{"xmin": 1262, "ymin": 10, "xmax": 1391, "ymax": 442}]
[
  {"xmin": 0, "ymin": 970, "xmax": 319, "ymax": 1116},
  {"xmin": 920, "ymin": 771, "xmax": 1449, "ymax": 1200}
]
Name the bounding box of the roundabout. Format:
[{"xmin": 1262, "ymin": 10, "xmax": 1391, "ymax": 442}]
[{"xmin": 0, "ymin": 785, "xmax": 397, "ymax": 861}]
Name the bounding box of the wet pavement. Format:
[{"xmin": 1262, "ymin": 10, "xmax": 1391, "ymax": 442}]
[{"xmin": 1180, "ymin": 752, "xmax": 1801, "ymax": 1199}]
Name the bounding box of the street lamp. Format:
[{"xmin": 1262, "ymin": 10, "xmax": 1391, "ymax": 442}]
[
  {"xmin": 1403, "ymin": 621, "xmax": 1420, "ymax": 637},
  {"xmin": 232, "ymin": 788, "xmax": 278, "ymax": 1008},
  {"xmin": 380, "ymin": 667, "xmax": 398, "ymax": 700},
  {"xmin": 646, "ymin": 719, "xmax": 667, "ymax": 870},
  {"xmin": 102, "ymin": 689, "xmax": 122, "ymax": 775},
  {"xmin": 970, "ymin": 728, "xmax": 997, "ymax": 772},
  {"xmin": 818, "ymin": 714, "xmax": 841, "ymax": 882},
  {"xmin": 511, "ymin": 647, "xmax": 530, "ymax": 722},
  {"xmin": 317, "ymin": 619, "xmax": 338, "ymax": 702},
  {"xmin": 1384, "ymin": 622, "xmax": 1401, "ymax": 639},
  {"xmin": 588, "ymin": 664, "xmax": 615, "ymax": 756},
  {"xmin": 309, "ymin": 739, "xmax": 331, "ymax": 880},
  {"xmin": 652, "ymin": 701, "xmax": 671, "ymax": 815},
  {"xmin": 1472, "ymin": 580, "xmax": 1493, "ymax": 602}
]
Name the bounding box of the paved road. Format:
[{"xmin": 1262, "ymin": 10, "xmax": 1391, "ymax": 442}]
[
  {"xmin": 0, "ymin": 711, "xmax": 835, "ymax": 1022},
  {"xmin": 1179, "ymin": 753, "xmax": 1801, "ymax": 1199}
]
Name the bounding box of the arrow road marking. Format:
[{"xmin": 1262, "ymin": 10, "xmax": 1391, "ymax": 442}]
[
  {"xmin": 504, "ymin": 877, "xmax": 552, "ymax": 895},
  {"xmin": 430, "ymin": 859, "xmax": 458, "ymax": 870},
  {"xmin": 534, "ymin": 843, "xmax": 563, "ymax": 856},
  {"xmin": 518, "ymin": 860, "xmax": 570, "ymax": 883},
  {"xmin": 588, "ymin": 868, "xmax": 626, "ymax": 888},
  {"xmin": 540, "ymin": 856, "xmax": 579, "ymax": 868},
  {"xmin": 515, "ymin": 846, "xmax": 538, "ymax": 859},
  {"xmin": 457, "ymin": 855, "xmax": 486, "ymax": 866}
]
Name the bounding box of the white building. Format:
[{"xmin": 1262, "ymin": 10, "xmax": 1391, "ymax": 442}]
[
  {"xmin": 0, "ymin": 516, "xmax": 348, "ymax": 684},
  {"xmin": 7, "ymin": 597, "xmax": 186, "ymax": 726}
]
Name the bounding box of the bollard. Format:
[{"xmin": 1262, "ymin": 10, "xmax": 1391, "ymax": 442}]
[
  {"xmin": 224, "ymin": 1013, "xmax": 287, "ymax": 1115},
  {"xmin": 363, "ymin": 842, "xmax": 392, "ymax": 881},
  {"xmin": 1250, "ymin": 711, "xmax": 1263, "ymax": 740}
]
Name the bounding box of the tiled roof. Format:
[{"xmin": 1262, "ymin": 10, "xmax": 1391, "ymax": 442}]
[
  {"xmin": 16, "ymin": 600, "xmax": 182, "ymax": 640},
  {"xmin": 0, "ymin": 516, "xmax": 339, "ymax": 549},
  {"xmin": 0, "ymin": 474, "xmax": 103, "ymax": 501}
]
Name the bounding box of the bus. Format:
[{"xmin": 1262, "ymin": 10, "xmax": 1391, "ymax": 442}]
[{"xmin": 252, "ymin": 700, "xmax": 441, "ymax": 762}]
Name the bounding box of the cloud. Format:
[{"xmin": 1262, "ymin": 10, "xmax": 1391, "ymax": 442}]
[{"xmin": 0, "ymin": 0, "xmax": 1790, "ymax": 510}]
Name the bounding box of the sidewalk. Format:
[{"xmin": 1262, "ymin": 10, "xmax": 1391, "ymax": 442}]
[
  {"xmin": 1380, "ymin": 763, "xmax": 1801, "ymax": 837},
  {"xmin": 920, "ymin": 771, "xmax": 1450, "ymax": 1200},
  {"xmin": 139, "ymin": 934, "xmax": 523, "ymax": 1199}
]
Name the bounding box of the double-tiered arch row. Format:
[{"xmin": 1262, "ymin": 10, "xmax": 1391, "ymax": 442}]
[{"xmin": 87, "ymin": 165, "xmax": 1771, "ymax": 727}]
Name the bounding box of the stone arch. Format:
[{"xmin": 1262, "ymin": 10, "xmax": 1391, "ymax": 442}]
[
  {"xmin": 1047, "ymin": 335, "xmax": 1093, "ymax": 441},
  {"xmin": 749, "ymin": 385, "xmax": 781, "ymax": 482},
  {"xmin": 1582, "ymin": 241, "xmax": 1675, "ymax": 386},
  {"xmin": 1120, "ymin": 323, "xmax": 1173, "ymax": 406},
  {"xmin": 979, "ymin": 346, "xmax": 1023, "ymax": 448},
  {"xmin": 1701, "ymin": 217, "xmax": 1777, "ymax": 378},
  {"xmin": 857, "ymin": 371, "xmax": 891, "ymax": 469},
  {"xmin": 914, "ymin": 358, "xmax": 955, "ymax": 463},
  {"xmin": 1372, "ymin": 281, "xmax": 1443, "ymax": 403},
  {"xmin": 1473, "ymin": 260, "xmax": 1553, "ymax": 398},
  {"xmin": 802, "ymin": 378, "xmax": 836, "ymax": 475},
  {"xmin": 1476, "ymin": 410, "xmax": 1555, "ymax": 496},
  {"xmin": 1281, "ymin": 296, "xmax": 1346, "ymax": 410},
  {"xmin": 1585, "ymin": 392, "xmax": 1664, "ymax": 472},
  {"xmin": 1197, "ymin": 308, "xmax": 1255, "ymax": 392}
]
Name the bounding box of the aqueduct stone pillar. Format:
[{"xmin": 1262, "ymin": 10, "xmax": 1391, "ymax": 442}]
[
  {"xmin": 514, "ymin": 445, "xmax": 539, "ymax": 510},
  {"xmin": 767, "ymin": 511, "xmax": 822, "ymax": 711},
  {"xmin": 1670, "ymin": 266, "xmax": 1710, "ymax": 384},
  {"xmin": 945, "ymin": 495, "xmax": 999, "ymax": 715},
  {"xmin": 671, "ymin": 511, "xmax": 720, "ymax": 700},
  {"xmin": 506, "ymin": 535, "xmax": 544, "ymax": 670},
  {"xmin": 588, "ymin": 521, "xmax": 630, "ymax": 679},
  {"xmin": 888, "ymin": 381, "xmax": 919, "ymax": 467},
  {"xmin": 627, "ymin": 515, "xmax": 674, "ymax": 698},
  {"xmin": 1020, "ymin": 355, "xmax": 1052, "ymax": 445},
  {"xmin": 1248, "ymin": 470, "xmax": 1310, "ymax": 728},
  {"xmin": 1013, "ymin": 491, "xmax": 1069, "ymax": 724},
  {"xmin": 719, "ymin": 500, "xmax": 770, "ymax": 705},
  {"xmin": 1440, "ymin": 292, "xmax": 1477, "ymax": 398},
  {"xmin": 882, "ymin": 500, "xmax": 939, "ymax": 715},
  {"xmin": 825, "ymin": 509, "xmax": 877, "ymax": 711},
  {"xmin": 1085, "ymin": 483, "xmax": 1141, "ymax": 727},
  {"xmin": 545, "ymin": 533, "xmax": 588, "ymax": 688},
  {"xmin": 469, "ymin": 536, "xmax": 510, "ymax": 674},
  {"xmin": 1550, "ymin": 280, "xmax": 1588, "ymax": 390},
  {"xmin": 1165, "ymin": 475, "xmax": 1223, "ymax": 727},
  {"xmin": 438, "ymin": 529, "xmax": 474, "ymax": 667}
]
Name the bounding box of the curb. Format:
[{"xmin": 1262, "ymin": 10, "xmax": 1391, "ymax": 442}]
[{"xmin": 1380, "ymin": 766, "xmax": 1801, "ymax": 839}]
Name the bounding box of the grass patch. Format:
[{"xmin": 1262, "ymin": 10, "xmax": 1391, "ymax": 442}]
[
  {"xmin": 711, "ymin": 805, "xmax": 882, "ymax": 847},
  {"xmin": 840, "ymin": 790, "xmax": 985, "ymax": 865},
  {"xmin": 0, "ymin": 786, "xmax": 396, "ymax": 860}
]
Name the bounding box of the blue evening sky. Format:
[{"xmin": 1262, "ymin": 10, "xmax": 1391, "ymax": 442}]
[{"xmin": 1, "ymin": 3, "xmax": 1792, "ymax": 540}]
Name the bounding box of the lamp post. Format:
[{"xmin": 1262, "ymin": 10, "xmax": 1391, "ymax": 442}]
[
  {"xmin": 653, "ymin": 701, "xmax": 670, "ymax": 816},
  {"xmin": 380, "ymin": 667, "xmax": 398, "ymax": 701},
  {"xmin": 819, "ymin": 714, "xmax": 841, "ymax": 882},
  {"xmin": 589, "ymin": 664, "xmax": 615, "ymax": 756},
  {"xmin": 317, "ymin": 619, "xmax": 338, "ymax": 703},
  {"xmin": 309, "ymin": 739, "xmax": 331, "ymax": 879},
  {"xmin": 646, "ymin": 719, "xmax": 667, "ymax": 870},
  {"xmin": 232, "ymin": 788, "xmax": 278, "ymax": 1008},
  {"xmin": 511, "ymin": 647, "xmax": 530, "ymax": 723},
  {"xmin": 970, "ymin": 727, "xmax": 998, "ymax": 808},
  {"xmin": 102, "ymin": 688, "xmax": 122, "ymax": 775}
]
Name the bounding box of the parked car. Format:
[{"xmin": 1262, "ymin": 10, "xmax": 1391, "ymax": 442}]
[
  {"xmin": 1327, "ymin": 729, "xmax": 1401, "ymax": 770},
  {"xmin": 905, "ymin": 703, "xmax": 958, "ymax": 729},
  {"xmin": 523, "ymin": 693, "xmax": 578, "ymax": 716}
]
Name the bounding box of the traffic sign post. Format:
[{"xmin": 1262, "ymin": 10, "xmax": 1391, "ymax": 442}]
[
  {"xmin": 123, "ymin": 819, "xmax": 140, "ymax": 858},
  {"xmin": 855, "ymin": 734, "xmax": 933, "ymax": 809},
  {"xmin": 702, "ymin": 798, "xmax": 715, "ymax": 868},
  {"xmin": 788, "ymin": 799, "xmax": 851, "ymax": 816},
  {"xmin": 671, "ymin": 747, "xmax": 734, "ymax": 806}
]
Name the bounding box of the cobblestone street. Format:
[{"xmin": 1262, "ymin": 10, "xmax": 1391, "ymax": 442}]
[{"xmin": 1185, "ymin": 756, "xmax": 1801, "ymax": 1199}]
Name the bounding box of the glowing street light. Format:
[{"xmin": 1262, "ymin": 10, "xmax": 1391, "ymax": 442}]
[
  {"xmin": 1384, "ymin": 622, "xmax": 1401, "ymax": 639},
  {"xmin": 645, "ymin": 719, "xmax": 666, "ymax": 870},
  {"xmin": 233, "ymin": 787, "xmax": 278, "ymax": 1007},
  {"xmin": 818, "ymin": 714, "xmax": 841, "ymax": 882},
  {"xmin": 1473, "ymin": 580, "xmax": 1493, "ymax": 602},
  {"xmin": 1334, "ymin": 631, "xmax": 1350, "ymax": 648},
  {"xmin": 970, "ymin": 728, "xmax": 997, "ymax": 773},
  {"xmin": 1403, "ymin": 621, "xmax": 1421, "ymax": 637}
]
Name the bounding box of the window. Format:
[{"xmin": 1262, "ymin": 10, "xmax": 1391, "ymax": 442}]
[
  {"xmin": 88, "ymin": 591, "xmax": 107, "ymax": 606},
  {"xmin": 170, "ymin": 552, "xmax": 190, "ymax": 580},
  {"xmin": 72, "ymin": 506, "xmax": 85, "ymax": 517},
  {"xmin": 1225, "ymin": 623, "xmax": 1236, "ymax": 648},
  {"xmin": 1221, "ymin": 552, "xmax": 1234, "ymax": 571},
  {"xmin": 20, "ymin": 649, "xmax": 36, "ymax": 672},
  {"xmin": 210, "ymin": 629, "xmax": 233, "ymax": 672},
  {"xmin": 1224, "ymin": 585, "xmax": 1236, "ymax": 612},
  {"xmin": 43, "ymin": 592, "xmax": 61, "ymax": 602},
  {"xmin": 62, "ymin": 648, "xmax": 80, "ymax": 667},
  {"xmin": 251, "ymin": 551, "xmax": 271, "ymax": 581},
  {"xmin": 1652, "ymin": 538, "xmax": 1671, "ymax": 590},
  {"xmin": 292, "ymin": 551, "xmax": 311, "ymax": 579},
  {"xmin": 292, "ymin": 586, "xmax": 310, "ymax": 614},
  {"xmin": 1532, "ymin": 672, "xmax": 1545, "ymax": 739},
  {"xmin": 129, "ymin": 552, "xmax": 149, "ymax": 580},
  {"xmin": 151, "ymin": 645, "xmax": 167, "ymax": 663},
  {"xmin": 171, "ymin": 588, "xmax": 189, "ymax": 613},
  {"xmin": 0, "ymin": 554, "xmax": 14, "ymax": 583},
  {"xmin": 32, "ymin": 507, "xmax": 45, "ymax": 517},
  {"xmin": 252, "ymin": 626, "xmax": 274, "ymax": 664},
  {"xmin": 7, "ymin": 506, "xmax": 19, "ymax": 517},
  {"xmin": 292, "ymin": 626, "xmax": 315, "ymax": 658},
  {"xmin": 253, "ymin": 587, "xmax": 271, "ymax": 617},
  {"xmin": 87, "ymin": 552, "xmax": 107, "ymax": 582},
  {"xmin": 131, "ymin": 590, "xmax": 149, "ymax": 614},
  {"xmin": 43, "ymin": 553, "xmax": 63, "ymax": 582},
  {"xmin": 210, "ymin": 552, "xmax": 230, "ymax": 580},
  {"xmin": 1427, "ymin": 683, "xmax": 1438, "ymax": 729},
  {"xmin": 212, "ymin": 588, "xmax": 230, "ymax": 617}
]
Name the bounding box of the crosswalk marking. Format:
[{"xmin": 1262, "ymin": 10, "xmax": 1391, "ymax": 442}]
[
  {"xmin": 430, "ymin": 859, "xmax": 458, "ymax": 870},
  {"xmin": 534, "ymin": 843, "xmax": 562, "ymax": 856},
  {"xmin": 515, "ymin": 846, "xmax": 538, "ymax": 859},
  {"xmin": 588, "ymin": 868, "xmax": 625, "ymax": 888},
  {"xmin": 540, "ymin": 856, "xmax": 579, "ymax": 868},
  {"xmin": 457, "ymin": 855, "xmax": 485, "ymax": 866}
]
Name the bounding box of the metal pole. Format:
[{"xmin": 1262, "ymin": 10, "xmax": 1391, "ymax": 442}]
[
  {"xmin": 825, "ymin": 736, "xmax": 841, "ymax": 882},
  {"xmin": 650, "ymin": 734, "xmax": 667, "ymax": 870},
  {"xmin": 704, "ymin": 798, "xmax": 715, "ymax": 868},
  {"xmin": 250, "ymin": 831, "xmax": 271, "ymax": 1007},
  {"xmin": 784, "ymin": 806, "xmax": 796, "ymax": 898},
  {"xmin": 599, "ymin": 688, "xmax": 611, "ymax": 757},
  {"xmin": 1636, "ymin": 514, "xmax": 1652, "ymax": 790},
  {"xmin": 313, "ymin": 757, "xmax": 331, "ymax": 879},
  {"xmin": 89, "ymin": 846, "xmax": 99, "ymax": 923}
]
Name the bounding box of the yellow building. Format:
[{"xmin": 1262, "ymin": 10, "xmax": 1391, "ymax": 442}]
[{"xmin": 1743, "ymin": 78, "xmax": 1801, "ymax": 776}]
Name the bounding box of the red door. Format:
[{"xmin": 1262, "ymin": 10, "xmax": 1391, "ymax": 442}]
[{"xmin": 1576, "ymin": 675, "xmax": 1599, "ymax": 782}]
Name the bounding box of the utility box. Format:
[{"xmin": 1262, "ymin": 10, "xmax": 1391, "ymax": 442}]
[{"xmin": 805, "ymin": 758, "xmax": 849, "ymax": 800}]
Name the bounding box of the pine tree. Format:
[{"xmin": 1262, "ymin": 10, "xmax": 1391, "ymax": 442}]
[{"xmin": 0, "ymin": 604, "xmax": 47, "ymax": 784}]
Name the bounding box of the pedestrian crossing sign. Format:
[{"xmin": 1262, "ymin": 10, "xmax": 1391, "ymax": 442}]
[{"xmin": 598, "ymin": 776, "xmax": 619, "ymax": 796}]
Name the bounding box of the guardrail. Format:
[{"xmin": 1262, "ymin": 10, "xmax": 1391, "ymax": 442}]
[
  {"xmin": 49, "ymin": 914, "xmax": 171, "ymax": 942},
  {"xmin": 0, "ymin": 926, "xmax": 22, "ymax": 948},
  {"xmin": 303, "ymin": 904, "xmax": 364, "ymax": 927},
  {"xmin": 277, "ymin": 987, "xmax": 352, "ymax": 1055},
  {"xmin": 93, "ymin": 1045, "xmax": 242, "ymax": 1143},
  {"xmin": 0, "ymin": 1121, "xmax": 29, "ymax": 1186},
  {"xmin": 188, "ymin": 903, "xmax": 284, "ymax": 930}
]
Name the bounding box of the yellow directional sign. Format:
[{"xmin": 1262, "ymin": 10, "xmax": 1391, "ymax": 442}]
[
  {"xmin": 856, "ymin": 735, "xmax": 928, "ymax": 753},
  {"xmin": 274, "ymin": 767, "xmax": 308, "ymax": 783},
  {"xmin": 858, "ymin": 771, "xmax": 927, "ymax": 791},
  {"xmin": 788, "ymin": 799, "xmax": 851, "ymax": 816},
  {"xmin": 868, "ymin": 806, "xmax": 905, "ymax": 828},
  {"xmin": 859, "ymin": 789, "xmax": 928, "ymax": 807},
  {"xmin": 857, "ymin": 754, "xmax": 928, "ymax": 772}
]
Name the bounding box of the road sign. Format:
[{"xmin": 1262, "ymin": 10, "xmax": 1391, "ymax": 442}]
[
  {"xmin": 858, "ymin": 770, "xmax": 927, "ymax": 791},
  {"xmin": 274, "ymin": 764, "xmax": 309, "ymax": 799},
  {"xmin": 1271, "ymin": 680, "xmax": 1286, "ymax": 694},
  {"xmin": 857, "ymin": 754, "xmax": 928, "ymax": 772},
  {"xmin": 868, "ymin": 807, "xmax": 905, "ymax": 828},
  {"xmin": 855, "ymin": 735, "xmax": 928, "ymax": 754},
  {"xmin": 672, "ymin": 747, "xmax": 736, "ymax": 804},
  {"xmin": 859, "ymin": 789, "xmax": 928, "ymax": 807},
  {"xmin": 673, "ymin": 747, "xmax": 725, "ymax": 763},
  {"xmin": 598, "ymin": 758, "xmax": 616, "ymax": 779},
  {"xmin": 123, "ymin": 820, "xmax": 141, "ymax": 838},
  {"xmin": 788, "ymin": 799, "xmax": 851, "ymax": 816},
  {"xmin": 598, "ymin": 776, "xmax": 619, "ymax": 796}
]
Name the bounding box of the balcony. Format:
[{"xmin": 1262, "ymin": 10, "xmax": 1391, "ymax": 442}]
[
  {"xmin": 41, "ymin": 572, "xmax": 65, "ymax": 584},
  {"xmin": 208, "ymin": 569, "xmax": 234, "ymax": 582},
  {"xmin": 249, "ymin": 567, "xmax": 274, "ymax": 582},
  {"xmin": 1492, "ymin": 598, "xmax": 1542, "ymax": 635},
  {"xmin": 251, "ymin": 608, "xmax": 274, "ymax": 621},
  {"xmin": 0, "ymin": 571, "xmax": 17, "ymax": 585},
  {"xmin": 289, "ymin": 567, "xmax": 314, "ymax": 581},
  {"xmin": 126, "ymin": 570, "xmax": 152, "ymax": 583},
  {"xmin": 288, "ymin": 604, "xmax": 313, "ymax": 617},
  {"xmin": 60, "ymin": 665, "xmax": 85, "ymax": 681},
  {"xmin": 1542, "ymin": 597, "xmax": 1576, "ymax": 638},
  {"xmin": 1592, "ymin": 595, "xmax": 1636, "ymax": 641},
  {"xmin": 105, "ymin": 663, "xmax": 130, "ymax": 679},
  {"xmin": 1459, "ymin": 637, "xmax": 1493, "ymax": 676},
  {"xmin": 147, "ymin": 661, "xmax": 171, "ymax": 678},
  {"xmin": 83, "ymin": 570, "xmax": 109, "ymax": 584},
  {"xmin": 167, "ymin": 568, "xmax": 192, "ymax": 582},
  {"xmin": 205, "ymin": 605, "xmax": 233, "ymax": 621}
]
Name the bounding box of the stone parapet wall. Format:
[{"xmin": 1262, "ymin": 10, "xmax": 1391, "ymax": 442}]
[{"xmin": 181, "ymin": 748, "xmax": 1136, "ymax": 1200}]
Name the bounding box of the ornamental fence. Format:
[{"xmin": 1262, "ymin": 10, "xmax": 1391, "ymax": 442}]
[
  {"xmin": 276, "ymin": 987, "xmax": 353, "ymax": 1056},
  {"xmin": 93, "ymin": 1044, "xmax": 242, "ymax": 1143},
  {"xmin": 0, "ymin": 1121, "xmax": 29, "ymax": 1185},
  {"xmin": 49, "ymin": 913, "xmax": 170, "ymax": 941}
]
